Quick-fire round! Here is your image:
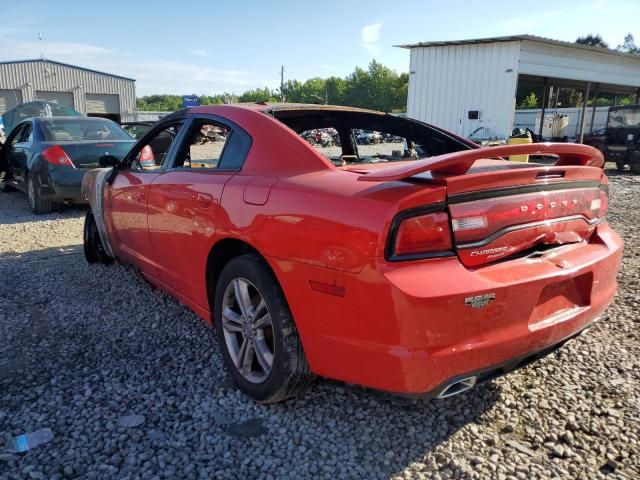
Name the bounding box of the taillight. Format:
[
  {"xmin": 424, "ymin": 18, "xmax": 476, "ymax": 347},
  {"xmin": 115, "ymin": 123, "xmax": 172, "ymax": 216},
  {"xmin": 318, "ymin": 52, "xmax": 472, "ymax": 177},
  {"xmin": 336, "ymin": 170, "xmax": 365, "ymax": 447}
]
[
  {"xmin": 599, "ymin": 186, "xmax": 608, "ymax": 218},
  {"xmin": 139, "ymin": 145, "xmax": 154, "ymax": 164},
  {"xmin": 41, "ymin": 145, "xmax": 74, "ymax": 167},
  {"xmin": 389, "ymin": 210, "xmax": 453, "ymax": 260}
]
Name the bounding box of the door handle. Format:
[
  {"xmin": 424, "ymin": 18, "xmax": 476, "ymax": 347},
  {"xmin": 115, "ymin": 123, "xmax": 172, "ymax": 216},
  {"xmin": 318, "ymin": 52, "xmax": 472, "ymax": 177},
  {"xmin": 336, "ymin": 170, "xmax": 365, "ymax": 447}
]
[{"xmin": 194, "ymin": 193, "xmax": 213, "ymax": 209}]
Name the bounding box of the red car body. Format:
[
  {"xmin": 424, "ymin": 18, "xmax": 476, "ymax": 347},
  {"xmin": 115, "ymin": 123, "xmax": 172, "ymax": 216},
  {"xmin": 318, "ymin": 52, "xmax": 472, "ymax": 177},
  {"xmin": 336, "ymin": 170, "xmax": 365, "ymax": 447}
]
[{"xmin": 83, "ymin": 104, "xmax": 622, "ymax": 399}]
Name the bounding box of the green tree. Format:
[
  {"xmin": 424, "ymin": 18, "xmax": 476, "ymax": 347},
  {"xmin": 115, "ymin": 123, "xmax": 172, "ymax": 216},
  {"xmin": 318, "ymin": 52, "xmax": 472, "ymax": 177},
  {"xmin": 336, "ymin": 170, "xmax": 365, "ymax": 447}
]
[
  {"xmin": 617, "ymin": 33, "xmax": 640, "ymax": 54},
  {"xmin": 238, "ymin": 87, "xmax": 277, "ymax": 103},
  {"xmin": 518, "ymin": 92, "xmax": 538, "ymax": 109},
  {"xmin": 136, "ymin": 60, "xmax": 410, "ymax": 113},
  {"xmin": 576, "ymin": 34, "xmax": 608, "ymax": 48}
]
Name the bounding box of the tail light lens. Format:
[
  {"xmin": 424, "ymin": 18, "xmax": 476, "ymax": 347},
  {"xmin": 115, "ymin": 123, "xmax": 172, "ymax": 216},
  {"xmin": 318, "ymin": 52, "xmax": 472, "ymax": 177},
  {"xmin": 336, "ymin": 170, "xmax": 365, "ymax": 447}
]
[
  {"xmin": 389, "ymin": 210, "xmax": 453, "ymax": 259},
  {"xmin": 599, "ymin": 186, "xmax": 608, "ymax": 218},
  {"xmin": 139, "ymin": 145, "xmax": 154, "ymax": 164},
  {"xmin": 41, "ymin": 145, "xmax": 74, "ymax": 167}
]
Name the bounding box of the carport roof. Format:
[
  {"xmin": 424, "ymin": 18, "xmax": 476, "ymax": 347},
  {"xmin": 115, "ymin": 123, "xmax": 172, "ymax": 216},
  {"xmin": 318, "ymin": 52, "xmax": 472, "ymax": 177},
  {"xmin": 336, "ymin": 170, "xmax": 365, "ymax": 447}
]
[
  {"xmin": 0, "ymin": 58, "xmax": 135, "ymax": 81},
  {"xmin": 396, "ymin": 34, "xmax": 640, "ymax": 61}
]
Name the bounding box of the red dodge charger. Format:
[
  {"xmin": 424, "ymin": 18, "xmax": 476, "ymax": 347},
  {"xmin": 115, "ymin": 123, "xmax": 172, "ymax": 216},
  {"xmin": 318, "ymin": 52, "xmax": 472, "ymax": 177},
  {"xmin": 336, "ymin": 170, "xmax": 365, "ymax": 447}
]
[{"xmin": 82, "ymin": 104, "xmax": 622, "ymax": 403}]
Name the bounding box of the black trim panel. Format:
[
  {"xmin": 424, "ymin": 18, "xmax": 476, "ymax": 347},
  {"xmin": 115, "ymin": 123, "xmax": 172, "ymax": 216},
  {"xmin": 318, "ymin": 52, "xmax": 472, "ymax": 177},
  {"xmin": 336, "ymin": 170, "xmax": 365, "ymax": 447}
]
[{"xmin": 447, "ymin": 181, "xmax": 602, "ymax": 204}]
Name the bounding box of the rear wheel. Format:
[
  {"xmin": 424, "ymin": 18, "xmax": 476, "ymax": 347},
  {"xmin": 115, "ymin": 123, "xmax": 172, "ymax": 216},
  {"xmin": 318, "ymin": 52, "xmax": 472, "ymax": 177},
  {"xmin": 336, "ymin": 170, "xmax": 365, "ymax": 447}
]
[
  {"xmin": 616, "ymin": 161, "xmax": 626, "ymax": 171},
  {"xmin": 83, "ymin": 211, "xmax": 114, "ymax": 264},
  {"xmin": 631, "ymin": 162, "xmax": 640, "ymax": 175},
  {"xmin": 27, "ymin": 175, "xmax": 52, "ymax": 214},
  {"xmin": 214, "ymin": 254, "xmax": 312, "ymax": 403}
]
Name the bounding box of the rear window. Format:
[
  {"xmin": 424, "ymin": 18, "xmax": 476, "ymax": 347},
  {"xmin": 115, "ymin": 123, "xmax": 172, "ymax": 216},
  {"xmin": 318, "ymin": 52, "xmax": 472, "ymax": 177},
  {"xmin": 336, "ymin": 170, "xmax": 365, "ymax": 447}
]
[
  {"xmin": 608, "ymin": 109, "xmax": 640, "ymax": 128},
  {"xmin": 40, "ymin": 118, "xmax": 131, "ymax": 141}
]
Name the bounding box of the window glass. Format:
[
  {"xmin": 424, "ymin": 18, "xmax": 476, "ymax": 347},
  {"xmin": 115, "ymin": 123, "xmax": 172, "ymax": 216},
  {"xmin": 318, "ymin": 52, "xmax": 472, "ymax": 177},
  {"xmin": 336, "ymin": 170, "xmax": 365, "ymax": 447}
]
[
  {"xmin": 40, "ymin": 118, "xmax": 130, "ymax": 141},
  {"xmin": 131, "ymin": 122, "xmax": 183, "ymax": 171},
  {"xmin": 9, "ymin": 125, "xmax": 25, "ymax": 147},
  {"xmin": 174, "ymin": 121, "xmax": 230, "ymax": 169},
  {"xmin": 608, "ymin": 109, "xmax": 640, "ymax": 128},
  {"xmin": 122, "ymin": 124, "xmax": 151, "ymax": 140},
  {"xmin": 19, "ymin": 123, "xmax": 33, "ymax": 143}
]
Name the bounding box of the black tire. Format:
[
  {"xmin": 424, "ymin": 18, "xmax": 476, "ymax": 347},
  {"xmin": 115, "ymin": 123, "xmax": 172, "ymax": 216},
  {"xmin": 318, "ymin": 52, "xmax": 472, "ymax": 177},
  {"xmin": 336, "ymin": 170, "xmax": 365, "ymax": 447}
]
[
  {"xmin": 214, "ymin": 254, "xmax": 312, "ymax": 403},
  {"xmin": 616, "ymin": 162, "xmax": 626, "ymax": 171},
  {"xmin": 27, "ymin": 175, "xmax": 52, "ymax": 214},
  {"xmin": 83, "ymin": 211, "xmax": 114, "ymax": 265},
  {"xmin": 631, "ymin": 162, "xmax": 640, "ymax": 175},
  {"xmin": 0, "ymin": 172, "xmax": 16, "ymax": 192}
]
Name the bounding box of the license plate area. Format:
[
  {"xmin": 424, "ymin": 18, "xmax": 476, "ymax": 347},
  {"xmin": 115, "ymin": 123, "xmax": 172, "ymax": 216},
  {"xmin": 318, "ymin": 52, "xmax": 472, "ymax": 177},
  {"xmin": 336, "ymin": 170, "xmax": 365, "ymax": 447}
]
[{"xmin": 528, "ymin": 273, "xmax": 592, "ymax": 331}]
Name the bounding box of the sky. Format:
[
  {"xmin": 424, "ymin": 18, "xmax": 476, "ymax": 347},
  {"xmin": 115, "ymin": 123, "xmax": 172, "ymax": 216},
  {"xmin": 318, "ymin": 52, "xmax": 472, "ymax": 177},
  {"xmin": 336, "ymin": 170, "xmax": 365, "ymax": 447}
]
[{"xmin": 0, "ymin": 0, "xmax": 638, "ymax": 96}]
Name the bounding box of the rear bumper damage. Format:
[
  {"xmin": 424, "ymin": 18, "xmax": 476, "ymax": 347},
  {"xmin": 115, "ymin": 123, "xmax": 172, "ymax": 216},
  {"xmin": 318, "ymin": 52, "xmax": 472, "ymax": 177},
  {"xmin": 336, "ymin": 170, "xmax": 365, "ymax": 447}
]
[{"xmin": 286, "ymin": 222, "xmax": 622, "ymax": 397}]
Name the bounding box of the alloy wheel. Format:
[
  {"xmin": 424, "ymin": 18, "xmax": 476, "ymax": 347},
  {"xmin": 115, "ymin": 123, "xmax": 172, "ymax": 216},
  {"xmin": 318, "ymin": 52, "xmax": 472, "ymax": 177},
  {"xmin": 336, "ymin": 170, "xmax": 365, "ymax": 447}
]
[{"xmin": 221, "ymin": 278, "xmax": 275, "ymax": 383}]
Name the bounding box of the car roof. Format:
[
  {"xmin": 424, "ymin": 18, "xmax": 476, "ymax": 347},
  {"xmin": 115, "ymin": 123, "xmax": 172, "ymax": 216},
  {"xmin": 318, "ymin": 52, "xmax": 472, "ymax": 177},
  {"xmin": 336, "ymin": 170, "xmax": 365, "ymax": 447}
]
[
  {"xmin": 177, "ymin": 103, "xmax": 386, "ymax": 117},
  {"xmin": 32, "ymin": 116, "xmax": 114, "ymax": 122}
]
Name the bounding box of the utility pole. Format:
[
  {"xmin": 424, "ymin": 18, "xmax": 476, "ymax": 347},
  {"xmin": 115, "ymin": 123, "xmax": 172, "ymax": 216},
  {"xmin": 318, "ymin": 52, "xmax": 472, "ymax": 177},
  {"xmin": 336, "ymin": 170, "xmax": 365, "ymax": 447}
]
[
  {"xmin": 38, "ymin": 33, "xmax": 44, "ymax": 59},
  {"xmin": 280, "ymin": 66, "xmax": 285, "ymax": 103}
]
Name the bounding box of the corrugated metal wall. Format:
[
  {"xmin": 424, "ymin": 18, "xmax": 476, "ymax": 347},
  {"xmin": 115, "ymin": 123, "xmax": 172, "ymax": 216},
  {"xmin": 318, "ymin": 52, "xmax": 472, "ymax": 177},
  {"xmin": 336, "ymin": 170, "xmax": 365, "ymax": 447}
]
[
  {"xmin": 407, "ymin": 41, "xmax": 521, "ymax": 139},
  {"xmin": 519, "ymin": 40, "xmax": 640, "ymax": 87},
  {"xmin": 0, "ymin": 60, "xmax": 135, "ymax": 117}
]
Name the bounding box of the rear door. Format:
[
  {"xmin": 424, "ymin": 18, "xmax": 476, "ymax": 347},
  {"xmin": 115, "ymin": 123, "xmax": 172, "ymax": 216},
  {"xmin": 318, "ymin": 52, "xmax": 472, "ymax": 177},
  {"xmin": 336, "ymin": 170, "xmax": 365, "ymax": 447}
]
[
  {"xmin": 106, "ymin": 120, "xmax": 185, "ymax": 276},
  {"xmin": 147, "ymin": 115, "xmax": 251, "ymax": 305}
]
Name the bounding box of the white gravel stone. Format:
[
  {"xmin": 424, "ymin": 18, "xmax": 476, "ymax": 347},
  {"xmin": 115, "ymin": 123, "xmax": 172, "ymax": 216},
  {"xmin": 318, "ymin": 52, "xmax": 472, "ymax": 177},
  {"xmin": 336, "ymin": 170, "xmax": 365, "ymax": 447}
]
[{"xmin": 1, "ymin": 164, "xmax": 639, "ymax": 479}]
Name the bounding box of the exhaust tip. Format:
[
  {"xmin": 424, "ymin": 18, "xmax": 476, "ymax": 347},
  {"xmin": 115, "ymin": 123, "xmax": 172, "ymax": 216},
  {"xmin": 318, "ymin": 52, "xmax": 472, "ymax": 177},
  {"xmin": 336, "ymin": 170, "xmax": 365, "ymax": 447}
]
[{"xmin": 437, "ymin": 376, "xmax": 477, "ymax": 399}]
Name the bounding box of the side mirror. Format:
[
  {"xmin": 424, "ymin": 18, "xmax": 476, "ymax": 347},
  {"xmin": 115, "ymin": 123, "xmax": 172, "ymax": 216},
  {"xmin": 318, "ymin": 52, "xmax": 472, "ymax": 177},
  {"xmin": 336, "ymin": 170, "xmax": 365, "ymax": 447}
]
[{"xmin": 99, "ymin": 155, "xmax": 120, "ymax": 169}]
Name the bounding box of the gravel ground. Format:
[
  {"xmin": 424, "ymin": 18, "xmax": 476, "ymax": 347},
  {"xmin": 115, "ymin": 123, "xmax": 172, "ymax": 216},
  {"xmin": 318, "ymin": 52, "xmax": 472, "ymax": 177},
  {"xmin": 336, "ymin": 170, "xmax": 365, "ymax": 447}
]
[{"xmin": 0, "ymin": 166, "xmax": 639, "ymax": 480}]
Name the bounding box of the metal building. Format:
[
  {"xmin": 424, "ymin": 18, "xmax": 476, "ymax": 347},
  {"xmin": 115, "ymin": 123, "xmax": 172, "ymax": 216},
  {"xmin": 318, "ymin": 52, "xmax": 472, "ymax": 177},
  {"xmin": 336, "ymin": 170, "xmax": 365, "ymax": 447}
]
[
  {"xmin": 0, "ymin": 58, "xmax": 135, "ymax": 122},
  {"xmin": 398, "ymin": 35, "xmax": 640, "ymax": 141}
]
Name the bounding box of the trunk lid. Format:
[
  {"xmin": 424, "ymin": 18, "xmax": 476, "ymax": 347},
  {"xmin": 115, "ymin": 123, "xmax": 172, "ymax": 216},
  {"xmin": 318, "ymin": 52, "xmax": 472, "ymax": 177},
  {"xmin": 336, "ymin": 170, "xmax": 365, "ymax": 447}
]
[
  {"xmin": 357, "ymin": 143, "xmax": 606, "ymax": 267},
  {"xmin": 444, "ymin": 164, "xmax": 604, "ymax": 266},
  {"xmin": 45, "ymin": 140, "xmax": 134, "ymax": 169}
]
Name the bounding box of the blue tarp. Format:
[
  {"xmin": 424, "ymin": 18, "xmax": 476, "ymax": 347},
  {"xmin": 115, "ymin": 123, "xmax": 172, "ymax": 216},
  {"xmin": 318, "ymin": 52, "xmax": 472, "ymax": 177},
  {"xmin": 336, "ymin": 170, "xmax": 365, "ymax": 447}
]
[{"xmin": 1, "ymin": 101, "xmax": 82, "ymax": 137}]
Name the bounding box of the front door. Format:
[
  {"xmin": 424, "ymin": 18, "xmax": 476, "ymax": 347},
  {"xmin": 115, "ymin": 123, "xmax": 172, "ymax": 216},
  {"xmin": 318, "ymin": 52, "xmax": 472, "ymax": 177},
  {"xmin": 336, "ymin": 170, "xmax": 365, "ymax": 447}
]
[
  {"xmin": 147, "ymin": 115, "xmax": 251, "ymax": 307},
  {"xmin": 106, "ymin": 120, "xmax": 185, "ymax": 277},
  {"xmin": 5, "ymin": 123, "xmax": 33, "ymax": 187}
]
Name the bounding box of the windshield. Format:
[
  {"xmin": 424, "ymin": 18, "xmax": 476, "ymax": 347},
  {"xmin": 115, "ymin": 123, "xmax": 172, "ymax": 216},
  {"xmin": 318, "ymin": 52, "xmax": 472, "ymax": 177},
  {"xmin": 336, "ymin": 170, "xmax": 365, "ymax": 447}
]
[
  {"xmin": 122, "ymin": 123, "xmax": 151, "ymax": 139},
  {"xmin": 608, "ymin": 108, "xmax": 640, "ymax": 128},
  {"xmin": 40, "ymin": 118, "xmax": 131, "ymax": 141}
]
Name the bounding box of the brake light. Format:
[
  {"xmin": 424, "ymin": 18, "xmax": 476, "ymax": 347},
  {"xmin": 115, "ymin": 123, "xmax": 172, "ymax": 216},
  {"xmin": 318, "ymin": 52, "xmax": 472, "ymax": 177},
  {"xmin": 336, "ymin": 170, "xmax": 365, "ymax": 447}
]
[
  {"xmin": 599, "ymin": 187, "xmax": 608, "ymax": 218},
  {"xmin": 391, "ymin": 211, "xmax": 452, "ymax": 258},
  {"xmin": 41, "ymin": 145, "xmax": 74, "ymax": 167},
  {"xmin": 140, "ymin": 145, "xmax": 154, "ymax": 163}
]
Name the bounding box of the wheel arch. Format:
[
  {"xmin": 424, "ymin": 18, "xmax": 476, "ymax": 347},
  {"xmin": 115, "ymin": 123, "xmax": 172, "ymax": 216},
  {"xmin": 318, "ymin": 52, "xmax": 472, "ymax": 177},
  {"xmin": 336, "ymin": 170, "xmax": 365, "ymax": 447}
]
[{"xmin": 205, "ymin": 237, "xmax": 267, "ymax": 317}]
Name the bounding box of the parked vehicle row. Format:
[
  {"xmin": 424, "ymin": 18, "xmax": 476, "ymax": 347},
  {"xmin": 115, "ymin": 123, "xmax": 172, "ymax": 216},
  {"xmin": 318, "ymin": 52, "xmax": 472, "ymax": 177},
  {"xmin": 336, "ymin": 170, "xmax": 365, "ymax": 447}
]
[
  {"xmin": 0, "ymin": 116, "xmax": 135, "ymax": 213},
  {"xmin": 78, "ymin": 103, "xmax": 621, "ymax": 404}
]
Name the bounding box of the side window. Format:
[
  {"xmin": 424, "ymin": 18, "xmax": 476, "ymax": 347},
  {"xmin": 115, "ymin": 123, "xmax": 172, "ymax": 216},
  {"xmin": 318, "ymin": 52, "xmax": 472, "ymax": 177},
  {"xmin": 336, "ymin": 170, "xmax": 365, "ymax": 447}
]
[
  {"xmin": 19, "ymin": 123, "xmax": 33, "ymax": 143},
  {"xmin": 130, "ymin": 122, "xmax": 183, "ymax": 171},
  {"xmin": 9, "ymin": 125, "xmax": 25, "ymax": 147},
  {"xmin": 173, "ymin": 120, "xmax": 230, "ymax": 169}
]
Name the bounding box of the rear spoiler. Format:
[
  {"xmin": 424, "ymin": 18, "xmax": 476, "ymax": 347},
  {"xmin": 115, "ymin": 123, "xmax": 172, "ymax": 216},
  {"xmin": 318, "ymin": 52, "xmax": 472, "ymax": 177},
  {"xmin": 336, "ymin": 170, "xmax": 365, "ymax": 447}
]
[{"xmin": 357, "ymin": 143, "xmax": 604, "ymax": 182}]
